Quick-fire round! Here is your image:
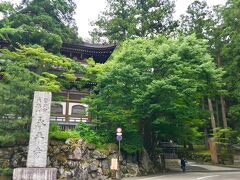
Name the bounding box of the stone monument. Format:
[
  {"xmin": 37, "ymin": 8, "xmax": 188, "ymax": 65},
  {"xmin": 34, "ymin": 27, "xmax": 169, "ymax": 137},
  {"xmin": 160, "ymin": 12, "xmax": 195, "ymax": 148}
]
[{"xmin": 13, "ymin": 91, "xmax": 57, "ymax": 180}]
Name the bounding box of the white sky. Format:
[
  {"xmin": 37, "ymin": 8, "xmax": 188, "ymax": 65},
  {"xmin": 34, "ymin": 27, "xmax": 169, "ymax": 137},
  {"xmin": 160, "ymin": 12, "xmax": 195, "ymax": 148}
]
[{"xmin": 2, "ymin": 0, "xmax": 227, "ymax": 40}]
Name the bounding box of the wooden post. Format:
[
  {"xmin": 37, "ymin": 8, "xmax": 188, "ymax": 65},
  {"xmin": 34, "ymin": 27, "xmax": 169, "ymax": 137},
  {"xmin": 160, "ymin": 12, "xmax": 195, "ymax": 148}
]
[
  {"xmin": 65, "ymin": 91, "xmax": 70, "ymax": 122},
  {"xmin": 110, "ymin": 158, "xmax": 118, "ymax": 179}
]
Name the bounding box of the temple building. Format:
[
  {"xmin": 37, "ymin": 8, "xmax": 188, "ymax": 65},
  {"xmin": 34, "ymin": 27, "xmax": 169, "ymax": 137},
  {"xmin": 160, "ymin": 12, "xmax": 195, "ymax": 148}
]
[
  {"xmin": 0, "ymin": 40, "xmax": 116, "ymax": 129},
  {"xmin": 50, "ymin": 42, "xmax": 116, "ymax": 129}
]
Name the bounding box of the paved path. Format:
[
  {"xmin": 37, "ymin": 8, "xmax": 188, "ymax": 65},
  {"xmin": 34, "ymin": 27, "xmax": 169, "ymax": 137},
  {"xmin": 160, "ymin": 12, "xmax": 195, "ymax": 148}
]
[
  {"xmin": 123, "ymin": 162, "xmax": 240, "ymax": 180},
  {"xmin": 123, "ymin": 171, "xmax": 240, "ymax": 180},
  {"xmin": 186, "ymin": 161, "xmax": 240, "ymax": 171},
  {"xmin": 173, "ymin": 161, "xmax": 240, "ymax": 172}
]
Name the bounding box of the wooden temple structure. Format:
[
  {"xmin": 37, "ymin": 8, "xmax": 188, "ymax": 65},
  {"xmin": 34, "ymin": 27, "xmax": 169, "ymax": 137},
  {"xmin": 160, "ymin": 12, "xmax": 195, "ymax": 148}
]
[
  {"xmin": 0, "ymin": 40, "xmax": 116, "ymax": 129},
  {"xmin": 51, "ymin": 42, "xmax": 116, "ymax": 129}
]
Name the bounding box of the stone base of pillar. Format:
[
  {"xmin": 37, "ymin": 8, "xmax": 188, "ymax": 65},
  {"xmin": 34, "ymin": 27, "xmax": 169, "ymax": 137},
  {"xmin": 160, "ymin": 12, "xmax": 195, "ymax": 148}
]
[{"xmin": 13, "ymin": 168, "xmax": 57, "ymax": 180}]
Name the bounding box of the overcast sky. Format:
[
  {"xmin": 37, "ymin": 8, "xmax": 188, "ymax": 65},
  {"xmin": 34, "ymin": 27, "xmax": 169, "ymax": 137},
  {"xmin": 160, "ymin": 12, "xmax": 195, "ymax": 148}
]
[{"xmin": 2, "ymin": 0, "xmax": 227, "ymax": 40}]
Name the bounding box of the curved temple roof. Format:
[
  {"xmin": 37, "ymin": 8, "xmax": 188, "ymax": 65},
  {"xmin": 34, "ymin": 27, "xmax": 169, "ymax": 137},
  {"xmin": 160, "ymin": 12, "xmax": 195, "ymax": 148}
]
[
  {"xmin": 61, "ymin": 42, "xmax": 116, "ymax": 64},
  {"xmin": 0, "ymin": 40, "xmax": 116, "ymax": 64}
]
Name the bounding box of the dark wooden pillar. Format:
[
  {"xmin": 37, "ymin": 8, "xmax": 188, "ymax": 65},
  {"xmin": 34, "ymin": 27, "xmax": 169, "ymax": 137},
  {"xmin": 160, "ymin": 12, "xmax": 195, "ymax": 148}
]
[{"xmin": 65, "ymin": 91, "xmax": 70, "ymax": 122}]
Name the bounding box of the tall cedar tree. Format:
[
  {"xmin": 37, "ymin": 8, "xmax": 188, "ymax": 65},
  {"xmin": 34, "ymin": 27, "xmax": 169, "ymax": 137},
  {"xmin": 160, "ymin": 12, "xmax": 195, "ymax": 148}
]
[
  {"xmin": 221, "ymin": 0, "xmax": 240, "ymax": 131},
  {"xmin": 180, "ymin": 1, "xmax": 228, "ymax": 132},
  {"xmin": 91, "ymin": 0, "xmax": 177, "ymax": 43}
]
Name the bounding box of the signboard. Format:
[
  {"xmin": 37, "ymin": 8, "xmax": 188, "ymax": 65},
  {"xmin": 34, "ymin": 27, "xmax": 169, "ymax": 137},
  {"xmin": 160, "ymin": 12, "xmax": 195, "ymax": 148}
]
[
  {"xmin": 116, "ymin": 132, "xmax": 122, "ymax": 136},
  {"xmin": 116, "ymin": 128, "xmax": 122, "ymax": 133},
  {"xmin": 110, "ymin": 158, "xmax": 118, "ymax": 170},
  {"xmin": 116, "ymin": 135, "xmax": 122, "ymax": 141}
]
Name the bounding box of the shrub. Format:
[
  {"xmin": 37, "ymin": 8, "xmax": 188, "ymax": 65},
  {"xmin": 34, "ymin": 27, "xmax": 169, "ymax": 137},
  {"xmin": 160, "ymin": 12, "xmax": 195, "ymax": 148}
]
[
  {"xmin": 75, "ymin": 122, "xmax": 105, "ymax": 147},
  {"xmin": 0, "ymin": 118, "xmax": 30, "ymax": 147},
  {"xmin": 49, "ymin": 122, "xmax": 61, "ymax": 132},
  {"xmin": 0, "ymin": 168, "xmax": 13, "ymax": 176},
  {"xmin": 49, "ymin": 130, "xmax": 80, "ymax": 140},
  {"xmin": 0, "ymin": 134, "xmax": 16, "ymax": 147},
  {"xmin": 49, "ymin": 122, "xmax": 80, "ymax": 140}
]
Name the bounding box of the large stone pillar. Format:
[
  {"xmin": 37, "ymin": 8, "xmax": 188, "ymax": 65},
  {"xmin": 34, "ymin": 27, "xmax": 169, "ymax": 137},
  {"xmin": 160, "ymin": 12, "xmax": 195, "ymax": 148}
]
[{"xmin": 13, "ymin": 91, "xmax": 57, "ymax": 180}]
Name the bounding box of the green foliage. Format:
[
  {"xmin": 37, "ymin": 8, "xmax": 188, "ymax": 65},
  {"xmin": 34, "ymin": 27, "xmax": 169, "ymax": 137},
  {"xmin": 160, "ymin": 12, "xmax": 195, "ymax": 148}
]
[
  {"xmin": 121, "ymin": 132, "xmax": 142, "ymax": 154},
  {"xmin": 75, "ymin": 122, "xmax": 105, "ymax": 147},
  {"xmin": 0, "ymin": 64, "xmax": 37, "ymax": 117},
  {"xmin": 0, "ymin": 0, "xmax": 81, "ymax": 52},
  {"xmin": 0, "ymin": 119, "xmax": 30, "ymax": 147},
  {"xmin": 49, "ymin": 130, "xmax": 80, "ymax": 140},
  {"xmin": 0, "ymin": 2, "xmax": 14, "ymax": 17},
  {"xmin": 49, "ymin": 123, "xmax": 80, "ymax": 140},
  {"xmin": 0, "ymin": 168, "xmax": 13, "ymax": 176},
  {"xmin": 180, "ymin": 0, "xmax": 214, "ymax": 40},
  {"xmin": 214, "ymin": 128, "xmax": 238, "ymax": 145},
  {"xmin": 49, "ymin": 122, "xmax": 106, "ymax": 147},
  {"xmin": 220, "ymin": 0, "xmax": 240, "ymax": 130},
  {"xmin": 49, "ymin": 122, "xmax": 61, "ymax": 132},
  {"xmin": 0, "ymin": 45, "xmax": 84, "ymax": 119},
  {"xmin": 87, "ymin": 35, "xmax": 224, "ymax": 153},
  {"xmin": 91, "ymin": 0, "xmax": 177, "ymax": 43}
]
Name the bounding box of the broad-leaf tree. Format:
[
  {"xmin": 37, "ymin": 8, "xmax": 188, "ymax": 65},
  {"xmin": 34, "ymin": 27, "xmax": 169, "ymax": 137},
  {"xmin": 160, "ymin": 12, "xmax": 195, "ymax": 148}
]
[{"xmin": 87, "ymin": 35, "xmax": 223, "ymax": 153}]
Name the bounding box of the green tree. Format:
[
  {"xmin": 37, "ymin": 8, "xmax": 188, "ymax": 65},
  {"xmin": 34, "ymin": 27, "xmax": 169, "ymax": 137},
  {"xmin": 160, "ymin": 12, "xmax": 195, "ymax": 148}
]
[
  {"xmin": 0, "ymin": 45, "xmax": 84, "ymax": 118},
  {"xmin": 180, "ymin": 0, "xmax": 214, "ymax": 39},
  {"xmin": 0, "ymin": 0, "xmax": 81, "ymax": 53},
  {"xmin": 221, "ymin": 0, "xmax": 240, "ymax": 131},
  {"xmin": 179, "ymin": 1, "xmax": 229, "ymax": 133},
  {"xmin": 91, "ymin": 0, "xmax": 177, "ymax": 43},
  {"xmin": 87, "ymin": 35, "xmax": 223, "ymax": 153}
]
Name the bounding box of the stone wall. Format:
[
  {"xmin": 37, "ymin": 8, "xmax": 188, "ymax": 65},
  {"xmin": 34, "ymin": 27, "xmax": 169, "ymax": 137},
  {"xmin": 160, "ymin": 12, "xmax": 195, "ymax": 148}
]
[{"xmin": 0, "ymin": 139, "xmax": 158, "ymax": 179}]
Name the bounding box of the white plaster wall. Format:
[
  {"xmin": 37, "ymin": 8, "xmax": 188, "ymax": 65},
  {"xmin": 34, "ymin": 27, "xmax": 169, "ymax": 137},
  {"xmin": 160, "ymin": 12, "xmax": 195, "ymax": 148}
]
[{"xmin": 52, "ymin": 102, "xmax": 89, "ymax": 116}]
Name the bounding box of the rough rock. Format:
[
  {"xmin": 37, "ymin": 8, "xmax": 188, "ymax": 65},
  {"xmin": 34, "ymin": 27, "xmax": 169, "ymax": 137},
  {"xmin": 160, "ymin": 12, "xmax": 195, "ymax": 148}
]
[
  {"xmin": 126, "ymin": 163, "xmax": 139, "ymax": 177},
  {"xmin": 87, "ymin": 143, "xmax": 96, "ymax": 150},
  {"xmin": 73, "ymin": 147, "xmax": 82, "ymax": 160},
  {"xmin": 92, "ymin": 150, "xmax": 107, "ymax": 160},
  {"xmin": 0, "ymin": 138, "xmax": 155, "ymax": 179},
  {"xmin": 140, "ymin": 148, "xmax": 154, "ymax": 174},
  {"xmin": 101, "ymin": 159, "xmax": 109, "ymax": 170},
  {"xmin": 89, "ymin": 162, "xmax": 98, "ymax": 172}
]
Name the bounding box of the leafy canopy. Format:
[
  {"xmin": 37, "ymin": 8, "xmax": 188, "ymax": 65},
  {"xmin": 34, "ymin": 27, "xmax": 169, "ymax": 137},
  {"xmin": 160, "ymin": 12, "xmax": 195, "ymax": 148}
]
[
  {"xmin": 0, "ymin": 45, "xmax": 84, "ymax": 118},
  {"xmin": 0, "ymin": 0, "xmax": 81, "ymax": 53},
  {"xmin": 91, "ymin": 0, "xmax": 177, "ymax": 43},
  {"xmin": 87, "ymin": 35, "xmax": 224, "ymax": 152}
]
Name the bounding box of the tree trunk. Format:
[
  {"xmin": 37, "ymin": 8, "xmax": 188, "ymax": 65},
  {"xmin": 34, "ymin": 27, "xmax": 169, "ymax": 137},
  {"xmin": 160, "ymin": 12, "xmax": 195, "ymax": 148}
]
[
  {"xmin": 143, "ymin": 119, "xmax": 153, "ymax": 151},
  {"xmin": 204, "ymin": 127, "xmax": 208, "ymax": 147},
  {"xmin": 217, "ymin": 52, "xmax": 228, "ymax": 129},
  {"xmin": 220, "ymin": 96, "xmax": 228, "ymax": 128},
  {"xmin": 202, "ymin": 98, "xmax": 209, "ymax": 147},
  {"xmin": 188, "ymin": 143, "xmax": 194, "ymax": 151},
  {"xmin": 208, "ymin": 98, "xmax": 216, "ymax": 133},
  {"xmin": 215, "ymin": 99, "xmax": 220, "ymax": 127}
]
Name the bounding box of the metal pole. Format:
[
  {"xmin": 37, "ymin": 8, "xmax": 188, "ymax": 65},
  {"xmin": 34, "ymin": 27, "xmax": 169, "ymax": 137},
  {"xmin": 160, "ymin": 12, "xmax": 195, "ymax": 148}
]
[
  {"xmin": 119, "ymin": 140, "xmax": 121, "ymax": 158},
  {"xmin": 117, "ymin": 140, "xmax": 121, "ymax": 180}
]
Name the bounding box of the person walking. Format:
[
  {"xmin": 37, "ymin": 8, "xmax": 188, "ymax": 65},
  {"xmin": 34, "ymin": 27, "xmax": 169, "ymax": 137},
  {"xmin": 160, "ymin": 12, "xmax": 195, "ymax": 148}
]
[{"xmin": 180, "ymin": 158, "xmax": 187, "ymax": 172}]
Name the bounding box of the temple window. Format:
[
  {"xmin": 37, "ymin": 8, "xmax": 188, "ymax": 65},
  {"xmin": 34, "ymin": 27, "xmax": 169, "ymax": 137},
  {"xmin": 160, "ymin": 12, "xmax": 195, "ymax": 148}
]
[
  {"xmin": 51, "ymin": 103, "xmax": 63, "ymax": 114},
  {"xmin": 72, "ymin": 105, "xmax": 86, "ymax": 116}
]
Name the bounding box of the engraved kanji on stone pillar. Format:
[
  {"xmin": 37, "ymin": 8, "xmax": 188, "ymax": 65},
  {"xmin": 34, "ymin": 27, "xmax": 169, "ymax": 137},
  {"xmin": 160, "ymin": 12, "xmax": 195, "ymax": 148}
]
[{"xmin": 27, "ymin": 91, "xmax": 52, "ymax": 168}]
